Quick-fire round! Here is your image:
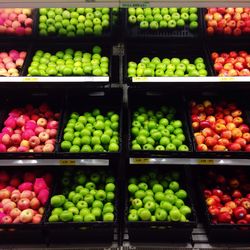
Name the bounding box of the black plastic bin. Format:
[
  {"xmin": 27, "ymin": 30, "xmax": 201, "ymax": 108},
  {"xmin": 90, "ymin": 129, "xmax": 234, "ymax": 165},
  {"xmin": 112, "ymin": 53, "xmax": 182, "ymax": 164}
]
[
  {"xmin": 0, "ymin": 89, "xmax": 64, "ymax": 159},
  {"xmin": 185, "ymin": 90, "xmax": 250, "ymax": 158},
  {"xmin": 22, "ymin": 42, "xmax": 113, "ymax": 84},
  {"xmin": 124, "ymin": 8, "xmax": 203, "ymax": 40},
  {"xmin": 57, "ymin": 88, "xmax": 123, "ymax": 159},
  {"xmin": 0, "ymin": 42, "xmax": 31, "ymax": 77},
  {"xmin": 202, "ymin": 8, "xmax": 250, "ymax": 43},
  {"xmin": 194, "ymin": 166, "xmax": 250, "ymax": 243},
  {"xmin": 36, "ymin": 9, "xmax": 113, "ymax": 41},
  {"xmin": 45, "ymin": 166, "xmax": 118, "ymax": 244},
  {"xmin": 128, "ymin": 88, "xmax": 194, "ymax": 158},
  {"xmin": 124, "ymin": 42, "xmax": 214, "ymax": 86},
  {"xmin": 0, "ymin": 9, "xmax": 38, "ymax": 41},
  {"xmin": 206, "ymin": 43, "xmax": 250, "ymax": 77},
  {"xmin": 126, "ymin": 165, "xmax": 197, "ymax": 243},
  {"xmin": 0, "ymin": 166, "xmax": 55, "ymax": 245}
]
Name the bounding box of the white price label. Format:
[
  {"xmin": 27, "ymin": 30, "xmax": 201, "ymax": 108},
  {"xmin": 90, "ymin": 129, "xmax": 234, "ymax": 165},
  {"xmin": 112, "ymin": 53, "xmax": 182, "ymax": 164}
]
[
  {"xmin": 120, "ymin": 2, "xmax": 150, "ymax": 8},
  {"xmin": 59, "ymin": 160, "xmax": 76, "ymax": 166},
  {"xmin": 197, "ymin": 159, "xmax": 215, "ymax": 165}
]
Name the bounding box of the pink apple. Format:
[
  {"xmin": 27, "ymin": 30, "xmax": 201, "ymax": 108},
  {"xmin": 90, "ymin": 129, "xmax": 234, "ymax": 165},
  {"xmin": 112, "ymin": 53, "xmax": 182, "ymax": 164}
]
[
  {"xmin": 37, "ymin": 118, "xmax": 47, "ymax": 128},
  {"xmin": 38, "ymin": 132, "xmax": 49, "ymax": 142},
  {"xmin": 13, "ymin": 215, "xmax": 20, "ymax": 223},
  {"xmin": 25, "ymin": 120, "xmax": 36, "ymax": 130},
  {"xmin": 0, "ymin": 189, "xmax": 10, "ymax": 200},
  {"xmin": 33, "ymin": 145, "xmax": 43, "ymax": 152},
  {"xmin": 10, "ymin": 133, "xmax": 21, "ymax": 145},
  {"xmin": 20, "ymin": 190, "xmax": 34, "ymax": 200},
  {"xmin": 30, "ymin": 197, "xmax": 40, "ymax": 210},
  {"xmin": 20, "ymin": 208, "xmax": 34, "ymax": 223},
  {"xmin": 2, "ymin": 198, "xmax": 11, "ymax": 205},
  {"xmin": 32, "ymin": 214, "xmax": 42, "ymax": 224},
  {"xmin": 0, "ymin": 143, "xmax": 6, "ymax": 152},
  {"xmin": 10, "ymin": 208, "xmax": 21, "ymax": 219},
  {"xmin": 16, "ymin": 116, "xmax": 25, "ymax": 127},
  {"xmin": 1, "ymin": 215, "xmax": 12, "ymax": 224},
  {"xmin": 3, "ymin": 201, "xmax": 16, "ymax": 214},
  {"xmin": 29, "ymin": 136, "xmax": 40, "ymax": 148},
  {"xmin": 38, "ymin": 207, "xmax": 44, "ymax": 215},
  {"xmin": 14, "ymin": 129, "xmax": 22, "ymax": 135},
  {"xmin": 34, "ymin": 126, "xmax": 44, "ymax": 135},
  {"xmin": 47, "ymin": 121, "xmax": 58, "ymax": 129},
  {"xmin": 45, "ymin": 139, "xmax": 55, "ymax": 145},
  {"xmin": 11, "ymin": 190, "xmax": 20, "ymax": 202},
  {"xmin": 17, "ymin": 146, "xmax": 29, "ymax": 152},
  {"xmin": 2, "ymin": 127, "xmax": 13, "ymax": 136},
  {"xmin": 49, "ymin": 129, "xmax": 57, "ymax": 138},
  {"xmin": 22, "ymin": 129, "xmax": 35, "ymax": 140},
  {"xmin": 17, "ymin": 198, "xmax": 30, "ymax": 210},
  {"xmin": 7, "ymin": 146, "xmax": 17, "ymax": 152},
  {"xmin": 42, "ymin": 143, "xmax": 54, "ymax": 153},
  {"xmin": 4, "ymin": 117, "xmax": 16, "ymax": 129},
  {"xmin": 1, "ymin": 134, "xmax": 11, "ymax": 146}
]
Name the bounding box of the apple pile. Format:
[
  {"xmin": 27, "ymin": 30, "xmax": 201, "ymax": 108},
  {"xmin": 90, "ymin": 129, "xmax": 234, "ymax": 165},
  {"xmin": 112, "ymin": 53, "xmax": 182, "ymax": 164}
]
[
  {"xmin": 211, "ymin": 50, "xmax": 250, "ymax": 76},
  {"xmin": 0, "ymin": 49, "xmax": 27, "ymax": 76},
  {"xmin": 127, "ymin": 170, "xmax": 192, "ymax": 222},
  {"xmin": 203, "ymin": 169, "xmax": 250, "ymax": 225},
  {"xmin": 27, "ymin": 46, "xmax": 108, "ymax": 77},
  {"xmin": 39, "ymin": 8, "xmax": 111, "ymax": 37},
  {"xmin": 61, "ymin": 108, "xmax": 119, "ymax": 153},
  {"xmin": 131, "ymin": 105, "xmax": 189, "ymax": 151},
  {"xmin": 205, "ymin": 8, "xmax": 250, "ymax": 36},
  {"xmin": 128, "ymin": 7, "xmax": 198, "ymax": 30},
  {"xmin": 128, "ymin": 56, "xmax": 208, "ymax": 77},
  {"xmin": 0, "ymin": 8, "xmax": 33, "ymax": 36},
  {"xmin": 191, "ymin": 99, "xmax": 250, "ymax": 152},
  {"xmin": 48, "ymin": 170, "xmax": 115, "ymax": 222},
  {"xmin": 0, "ymin": 170, "xmax": 52, "ymax": 224},
  {"xmin": 0, "ymin": 103, "xmax": 60, "ymax": 153}
]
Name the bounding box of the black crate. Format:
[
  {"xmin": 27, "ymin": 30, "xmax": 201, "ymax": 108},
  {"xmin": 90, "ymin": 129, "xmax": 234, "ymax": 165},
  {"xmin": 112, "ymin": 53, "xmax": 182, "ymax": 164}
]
[
  {"xmin": 124, "ymin": 42, "xmax": 214, "ymax": 86},
  {"xmin": 57, "ymin": 88, "xmax": 123, "ymax": 159},
  {"xmin": 202, "ymin": 8, "xmax": 250, "ymax": 43},
  {"xmin": 44, "ymin": 166, "xmax": 118, "ymax": 244},
  {"xmin": 124, "ymin": 8, "xmax": 203, "ymax": 40},
  {"xmin": 0, "ymin": 89, "xmax": 64, "ymax": 159},
  {"xmin": 125, "ymin": 165, "xmax": 197, "ymax": 243},
  {"xmin": 185, "ymin": 90, "xmax": 250, "ymax": 158},
  {"xmin": 194, "ymin": 166, "xmax": 250, "ymax": 243},
  {"xmin": 0, "ymin": 166, "xmax": 55, "ymax": 245},
  {"xmin": 35, "ymin": 9, "xmax": 114, "ymax": 41},
  {"xmin": 0, "ymin": 42, "xmax": 31, "ymax": 77},
  {"xmin": 206, "ymin": 43, "xmax": 250, "ymax": 77},
  {"xmin": 22, "ymin": 42, "xmax": 113, "ymax": 84},
  {"xmin": 0, "ymin": 9, "xmax": 38, "ymax": 41},
  {"xmin": 128, "ymin": 88, "xmax": 194, "ymax": 158}
]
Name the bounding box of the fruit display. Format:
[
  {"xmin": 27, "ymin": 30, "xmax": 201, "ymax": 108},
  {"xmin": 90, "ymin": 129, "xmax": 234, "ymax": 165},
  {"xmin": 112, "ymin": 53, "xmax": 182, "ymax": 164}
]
[
  {"xmin": 211, "ymin": 50, "xmax": 250, "ymax": 76},
  {"xmin": 0, "ymin": 103, "xmax": 60, "ymax": 153},
  {"xmin": 61, "ymin": 108, "xmax": 120, "ymax": 153},
  {"xmin": 205, "ymin": 8, "xmax": 250, "ymax": 36},
  {"xmin": 202, "ymin": 168, "xmax": 250, "ymax": 225},
  {"xmin": 38, "ymin": 8, "xmax": 111, "ymax": 37},
  {"xmin": 127, "ymin": 7, "xmax": 199, "ymax": 30},
  {"xmin": 191, "ymin": 99, "xmax": 250, "ymax": 152},
  {"xmin": 128, "ymin": 56, "xmax": 208, "ymax": 77},
  {"xmin": 127, "ymin": 170, "xmax": 192, "ymax": 222},
  {"xmin": 48, "ymin": 169, "xmax": 116, "ymax": 222},
  {"xmin": 131, "ymin": 105, "xmax": 189, "ymax": 151},
  {"xmin": 0, "ymin": 8, "xmax": 33, "ymax": 36},
  {"xmin": 0, "ymin": 170, "xmax": 52, "ymax": 224},
  {"xmin": 27, "ymin": 46, "xmax": 109, "ymax": 77},
  {"xmin": 0, "ymin": 49, "xmax": 27, "ymax": 76}
]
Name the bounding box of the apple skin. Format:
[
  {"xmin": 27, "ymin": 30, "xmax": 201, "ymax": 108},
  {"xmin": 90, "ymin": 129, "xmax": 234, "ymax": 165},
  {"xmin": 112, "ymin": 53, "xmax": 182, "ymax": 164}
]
[
  {"xmin": 17, "ymin": 198, "xmax": 30, "ymax": 211},
  {"xmin": 19, "ymin": 208, "xmax": 34, "ymax": 223}
]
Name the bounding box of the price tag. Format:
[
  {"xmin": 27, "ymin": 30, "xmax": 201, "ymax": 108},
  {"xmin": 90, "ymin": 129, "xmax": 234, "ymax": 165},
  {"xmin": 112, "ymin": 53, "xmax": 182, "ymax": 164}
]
[
  {"xmin": 59, "ymin": 160, "xmax": 76, "ymax": 166},
  {"xmin": 131, "ymin": 158, "xmax": 150, "ymax": 164},
  {"xmin": 133, "ymin": 77, "xmax": 148, "ymax": 82},
  {"xmin": 197, "ymin": 159, "xmax": 215, "ymax": 165},
  {"xmin": 22, "ymin": 77, "xmax": 39, "ymax": 82},
  {"xmin": 219, "ymin": 77, "xmax": 235, "ymax": 82},
  {"xmin": 120, "ymin": 2, "xmax": 150, "ymax": 8}
]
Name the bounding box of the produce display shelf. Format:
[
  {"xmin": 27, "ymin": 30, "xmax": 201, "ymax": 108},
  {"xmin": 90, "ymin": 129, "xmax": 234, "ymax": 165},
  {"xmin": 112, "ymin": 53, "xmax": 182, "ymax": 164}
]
[
  {"xmin": 0, "ymin": 0, "xmax": 249, "ymax": 8},
  {"xmin": 129, "ymin": 157, "xmax": 250, "ymax": 166},
  {"xmin": 0, "ymin": 77, "xmax": 109, "ymax": 83},
  {"xmin": 0, "ymin": 159, "xmax": 109, "ymax": 166},
  {"xmin": 131, "ymin": 76, "xmax": 250, "ymax": 83}
]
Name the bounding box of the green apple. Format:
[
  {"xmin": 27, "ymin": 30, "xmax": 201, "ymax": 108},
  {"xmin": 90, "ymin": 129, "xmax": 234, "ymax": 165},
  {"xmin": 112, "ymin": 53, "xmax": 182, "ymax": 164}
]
[
  {"xmin": 60, "ymin": 210, "xmax": 73, "ymax": 222},
  {"xmin": 180, "ymin": 205, "xmax": 192, "ymax": 216},
  {"xmin": 169, "ymin": 208, "xmax": 181, "ymax": 221},
  {"xmin": 84, "ymin": 213, "xmax": 96, "ymax": 222},
  {"xmin": 128, "ymin": 213, "xmax": 139, "ymax": 221},
  {"xmin": 155, "ymin": 208, "xmax": 167, "ymax": 221},
  {"xmin": 139, "ymin": 208, "xmax": 151, "ymax": 221}
]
